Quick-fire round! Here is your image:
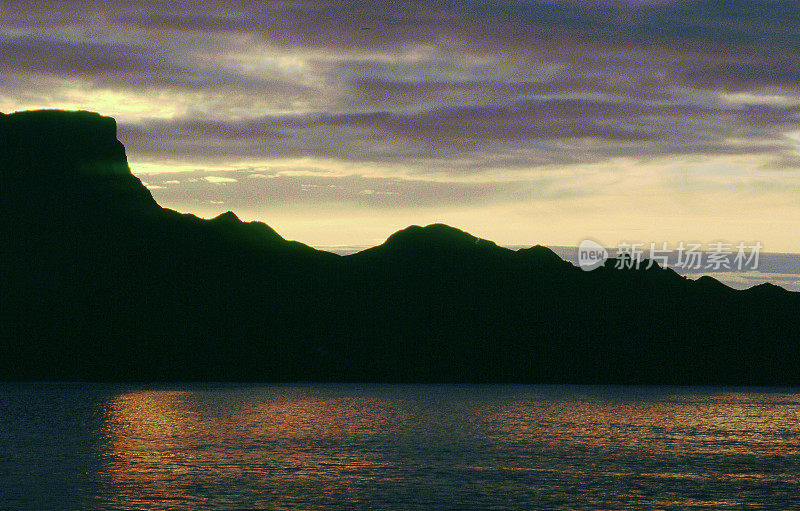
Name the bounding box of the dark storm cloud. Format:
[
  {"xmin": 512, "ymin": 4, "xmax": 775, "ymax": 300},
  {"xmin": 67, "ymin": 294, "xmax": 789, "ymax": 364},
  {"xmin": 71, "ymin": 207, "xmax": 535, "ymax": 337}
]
[
  {"xmin": 114, "ymin": 2, "xmax": 461, "ymax": 50},
  {"xmin": 117, "ymin": 98, "xmax": 800, "ymax": 167},
  {"xmin": 316, "ymin": 101, "xmax": 661, "ymax": 144},
  {"xmin": 5, "ymin": 0, "xmax": 797, "ymax": 55},
  {"xmin": 349, "ymin": 77, "xmax": 678, "ymax": 108},
  {"xmin": 0, "ymin": 34, "xmax": 322, "ymax": 100},
  {"xmin": 99, "ymin": 0, "xmax": 800, "ymax": 66},
  {"xmin": 0, "ymin": 35, "xmax": 170, "ymax": 74},
  {"xmin": 679, "ymin": 61, "xmax": 800, "ymax": 92}
]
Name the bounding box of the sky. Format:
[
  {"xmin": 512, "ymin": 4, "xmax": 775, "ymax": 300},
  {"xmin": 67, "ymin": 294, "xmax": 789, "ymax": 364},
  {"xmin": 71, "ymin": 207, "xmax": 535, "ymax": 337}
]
[{"xmin": 1, "ymin": 0, "xmax": 799, "ymax": 251}]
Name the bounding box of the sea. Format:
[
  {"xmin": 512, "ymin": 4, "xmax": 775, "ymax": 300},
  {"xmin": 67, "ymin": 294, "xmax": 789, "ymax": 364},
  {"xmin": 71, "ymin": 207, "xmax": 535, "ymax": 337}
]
[{"xmin": 1, "ymin": 383, "xmax": 799, "ymax": 510}]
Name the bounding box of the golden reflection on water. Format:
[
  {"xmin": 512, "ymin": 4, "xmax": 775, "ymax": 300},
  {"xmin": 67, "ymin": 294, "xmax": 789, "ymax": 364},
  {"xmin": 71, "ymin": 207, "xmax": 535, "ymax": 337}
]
[
  {"xmin": 91, "ymin": 386, "xmax": 800, "ymax": 510},
  {"xmin": 97, "ymin": 387, "xmax": 407, "ymax": 509},
  {"xmin": 102, "ymin": 391, "xmax": 199, "ymax": 495},
  {"xmin": 108, "ymin": 390, "xmax": 195, "ymax": 440}
]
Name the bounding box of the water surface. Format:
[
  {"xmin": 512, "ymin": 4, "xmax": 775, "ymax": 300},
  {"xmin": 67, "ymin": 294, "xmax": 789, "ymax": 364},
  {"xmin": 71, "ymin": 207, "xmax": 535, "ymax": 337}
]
[{"xmin": 1, "ymin": 384, "xmax": 799, "ymax": 510}]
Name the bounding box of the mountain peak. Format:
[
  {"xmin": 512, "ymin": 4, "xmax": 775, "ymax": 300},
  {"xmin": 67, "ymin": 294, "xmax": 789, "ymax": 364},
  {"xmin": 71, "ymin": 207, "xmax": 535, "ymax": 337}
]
[
  {"xmin": 517, "ymin": 244, "xmax": 564, "ymax": 264},
  {"xmin": 383, "ymin": 223, "xmax": 493, "ymax": 248},
  {"xmin": 745, "ymin": 281, "xmax": 790, "ymax": 296},
  {"xmin": 212, "ymin": 211, "xmax": 241, "ymax": 223}
]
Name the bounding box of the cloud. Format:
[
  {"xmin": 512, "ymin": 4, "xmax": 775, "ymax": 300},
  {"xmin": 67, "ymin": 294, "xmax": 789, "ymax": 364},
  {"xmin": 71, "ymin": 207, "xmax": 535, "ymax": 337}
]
[
  {"xmin": 8, "ymin": 0, "xmax": 791, "ymax": 169},
  {"xmin": 0, "ymin": 33, "xmax": 327, "ymax": 116},
  {"xmin": 0, "ymin": 35, "xmax": 173, "ymax": 75},
  {"xmin": 114, "ymin": 98, "xmax": 800, "ymax": 170},
  {"xmin": 204, "ymin": 175, "xmax": 238, "ymax": 183}
]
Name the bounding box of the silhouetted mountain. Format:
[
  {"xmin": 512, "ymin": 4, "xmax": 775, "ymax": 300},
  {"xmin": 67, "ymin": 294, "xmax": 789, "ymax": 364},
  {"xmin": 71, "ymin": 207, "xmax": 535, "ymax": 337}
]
[{"xmin": 2, "ymin": 110, "xmax": 799, "ymax": 384}]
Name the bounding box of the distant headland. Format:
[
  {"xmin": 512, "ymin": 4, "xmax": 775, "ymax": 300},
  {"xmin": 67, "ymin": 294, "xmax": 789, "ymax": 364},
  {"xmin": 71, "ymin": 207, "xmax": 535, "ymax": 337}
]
[{"xmin": 2, "ymin": 110, "xmax": 799, "ymax": 384}]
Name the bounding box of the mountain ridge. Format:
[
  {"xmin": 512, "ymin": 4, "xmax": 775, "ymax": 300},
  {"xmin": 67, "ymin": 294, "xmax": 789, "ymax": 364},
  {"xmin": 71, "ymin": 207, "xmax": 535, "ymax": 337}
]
[{"xmin": 2, "ymin": 110, "xmax": 799, "ymax": 384}]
